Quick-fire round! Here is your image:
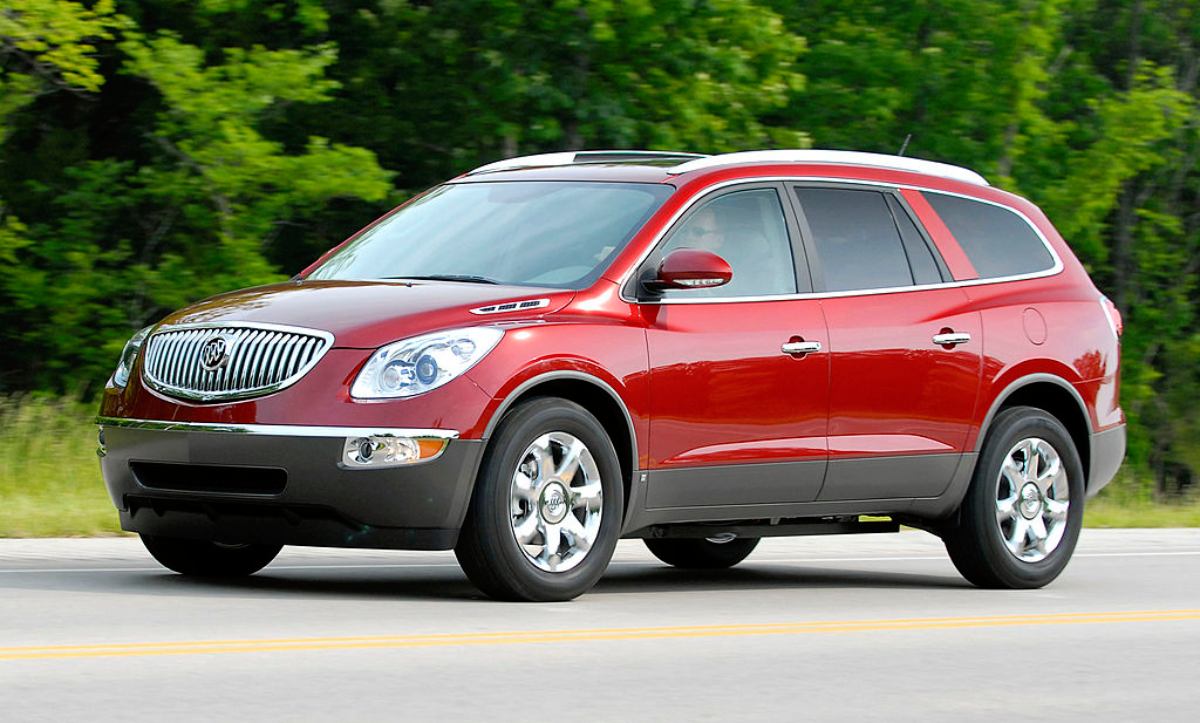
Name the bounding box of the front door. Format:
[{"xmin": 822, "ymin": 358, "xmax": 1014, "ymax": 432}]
[{"xmin": 636, "ymin": 184, "xmax": 830, "ymax": 509}]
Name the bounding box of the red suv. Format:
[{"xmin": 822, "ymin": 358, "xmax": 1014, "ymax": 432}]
[{"xmin": 98, "ymin": 150, "xmax": 1125, "ymax": 601}]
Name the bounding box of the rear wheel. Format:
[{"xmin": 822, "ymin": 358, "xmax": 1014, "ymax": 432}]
[
  {"xmin": 455, "ymin": 398, "xmax": 624, "ymax": 601},
  {"xmin": 645, "ymin": 536, "xmax": 760, "ymax": 569},
  {"xmin": 943, "ymin": 406, "xmax": 1085, "ymax": 588},
  {"xmin": 140, "ymin": 534, "xmax": 281, "ymax": 577}
]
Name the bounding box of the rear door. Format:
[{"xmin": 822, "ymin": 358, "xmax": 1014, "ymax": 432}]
[
  {"xmin": 789, "ymin": 184, "xmax": 982, "ymax": 501},
  {"xmin": 636, "ymin": 183, "xmax": 831, "ymax": 509}
]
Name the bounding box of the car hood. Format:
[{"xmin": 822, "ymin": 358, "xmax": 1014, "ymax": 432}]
[{"xmin": 157, "ymin": 280, "xmax": 575, "ymax": 348}]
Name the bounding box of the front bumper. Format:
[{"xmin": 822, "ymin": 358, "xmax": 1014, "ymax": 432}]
[{"xmin": 97, "ymin": 418, "xmax": 485, "ymax": 550}]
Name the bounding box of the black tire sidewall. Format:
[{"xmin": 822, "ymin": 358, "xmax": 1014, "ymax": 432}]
[
  {"xmin": 644, "ymin": 537, "xmax": 760, "ymax": 569},
  {"xmin": 140, "ymin": 534, "xmax": 282, "ymax": 577},
  {"xmin": 957, "ymin": 407, "xmax": 1086, "ymax": 588},
  {"xmin": 460, "ymin": 398, "xmax": 624, "ymax": 601}
]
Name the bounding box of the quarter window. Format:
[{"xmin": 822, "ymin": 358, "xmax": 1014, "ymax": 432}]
[
  {"xmin": 924, "ymin": 192, "xmax": 1054, "ymax": 278},
  {"xmin": 655, "ymin": 189, "xmax": 797, "ymax": 298},
  {"xmin": 794, "ymin": 188, "xmax": 914, "ymax": 292}
]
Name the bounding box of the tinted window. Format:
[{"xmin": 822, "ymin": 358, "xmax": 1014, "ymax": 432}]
[
  {"xmin": 924, "ymin": 192, "xmax": 1054, "ymax": 278},
  {"xmin": 655, "ymin": 189, "xmax": 797, "ymax": 298},
  {"xmin": 308, "ymin": 181, "xmax": 672, "ymax": 289},
  {"xmin": 887, "ymin": 195, "xmax": 944, "ymax": 285},
  {"xmin": 794, "ymin": 188, "xmax": 913, "ymax": 291}
]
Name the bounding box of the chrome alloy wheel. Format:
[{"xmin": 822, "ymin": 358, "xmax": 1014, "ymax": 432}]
[
  {"xmin": 509, "ymin": 431, "xmax": 604, "ymax": 572},
  {"xmin": 995, "ymin": 437, "xmax": 1070, "ymax": 563}
]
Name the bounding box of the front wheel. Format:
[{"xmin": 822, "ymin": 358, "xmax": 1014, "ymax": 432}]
[
  {"xmin": 140, "ymin": 534, "xmax": 282, "ymax": 577},
  {"xmin": 943, "ymin": 406, "xmax": 1085, "ymax": 588},
  {"xmin": 455, "ymin": 398, "xmax": 624, "ymax": 601}
]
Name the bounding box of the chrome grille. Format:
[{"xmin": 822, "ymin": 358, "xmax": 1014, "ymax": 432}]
[{"xmin": 141, "ymin": 323, "xmax": 334, "ymax": 402}]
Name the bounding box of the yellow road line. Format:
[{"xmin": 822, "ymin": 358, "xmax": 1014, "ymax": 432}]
[{"xmin": 3, "ymin": 609, "xmax": 1197, "ymax": 661}]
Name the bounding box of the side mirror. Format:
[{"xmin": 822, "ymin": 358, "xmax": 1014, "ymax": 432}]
[{"xmin": 642, "ymin": 249, "xmax": 733, "ymax": 293}]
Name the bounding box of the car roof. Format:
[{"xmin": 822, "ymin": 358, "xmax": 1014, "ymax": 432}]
[
  {"xmin": 451, "ymin": 162, "xmax": 679, "ymax": 184},
  {"xmin": 453, "ymin": 149, "xmax": 990, "ymax": 187}
]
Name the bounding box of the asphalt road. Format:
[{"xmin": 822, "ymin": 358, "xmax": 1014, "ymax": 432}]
[{"xmin": 2, "ymin": 529, "xmax": 1198, "ymax": 721}]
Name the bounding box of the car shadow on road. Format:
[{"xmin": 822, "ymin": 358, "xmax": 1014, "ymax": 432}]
[
  {"xmin": 591, "ymin": 563, "xmax": 969, "ymax": 595},
  {"xmin": 116, "ymin": 568, "xmax": 489, "ymax": 601},
  {"xmin": 0, "ymin": 559, "xmax": 966, "ymax": 602},
  {"xmin": 0, "ymin": 557, "xmax": 970, "ymax": 602}
]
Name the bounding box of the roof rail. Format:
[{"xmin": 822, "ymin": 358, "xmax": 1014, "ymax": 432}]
[
  {"xmin": 469, "ymin": 150, "xmax": 708, "ymax": 175},
  {"xmin": 667, "ymin": 150, "xmax": 989, "ymax": 186}
]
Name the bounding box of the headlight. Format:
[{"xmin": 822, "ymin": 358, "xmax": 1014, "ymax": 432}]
[
  {"xmin": 351, "ymin": 327, "xmax": 504, "ymax": 399},
  {"xmin": 112, "ymin": 326, "xmax": 153, "ymax": 388}
]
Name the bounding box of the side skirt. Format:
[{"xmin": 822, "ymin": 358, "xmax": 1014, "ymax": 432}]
[
  {"xmin": 621, "ymin": 453, "xmax": 977, "ymax": 535},
  {"xmin": 629, "ymin": 518, "xmax": 900, "ymax": 540}
]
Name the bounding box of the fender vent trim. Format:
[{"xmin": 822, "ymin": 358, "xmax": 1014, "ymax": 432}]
[{"xmin": 469, "ymin": 298, "xmax": 551, "ymax": 315}]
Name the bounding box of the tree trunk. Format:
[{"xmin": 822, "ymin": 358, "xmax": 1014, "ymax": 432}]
[{"xmin": 1112, "ymin": 181, "xmax": 1137, "ymax": 316}]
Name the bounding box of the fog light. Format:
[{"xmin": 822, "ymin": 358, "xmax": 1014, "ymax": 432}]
[{"xmin": 342, "ymin": 435, "xmax": 448, "ymax": 468}]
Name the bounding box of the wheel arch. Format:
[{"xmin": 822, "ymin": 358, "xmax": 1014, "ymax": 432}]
[
  {"xmin": 976, "ymin": 373, "xmax": 1092, "ymax": 488},
  {"xmin": 482, "ymin": 371, "xmax": 638, "ymax": 520}
]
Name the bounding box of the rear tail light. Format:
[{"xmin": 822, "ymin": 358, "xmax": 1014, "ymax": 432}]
[{"xmin": 1100, "ymin": 295, "xmax": 1123, "ymax": 338}]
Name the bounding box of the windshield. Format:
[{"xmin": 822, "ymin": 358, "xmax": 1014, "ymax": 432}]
[{"xmin": 307, "ymin": 181, "xmax": 673, "ymax": 288}]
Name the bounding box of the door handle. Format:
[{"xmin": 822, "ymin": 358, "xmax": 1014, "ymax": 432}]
[
  {"xmin": 781, "ymin": 340, "xmax": 822, "ymax": 356},
  {"xmin": 932, "ymin": 332, "xmax": 971, "ymax": 347}
]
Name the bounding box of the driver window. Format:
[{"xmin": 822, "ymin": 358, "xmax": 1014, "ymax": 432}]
[{"xmin": 654, "ymin": 188, "xmax": 797, "ymax": 299}]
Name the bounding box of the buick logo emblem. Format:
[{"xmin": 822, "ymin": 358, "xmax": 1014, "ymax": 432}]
[
  {"xmin": 540, "ymin": 483, "xmax": 569, "ymax": 524},
  {"xmin": 199, "ymin": 336, "xmax": 230, "ymax": 371}
]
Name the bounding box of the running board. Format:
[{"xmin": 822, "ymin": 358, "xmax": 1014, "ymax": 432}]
[{"xmin": 631, "ymin": 517, "xmax": 900, "ymax": 540}]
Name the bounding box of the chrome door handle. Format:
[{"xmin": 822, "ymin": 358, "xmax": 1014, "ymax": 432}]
[
  {"xmin": 932, "ymin": 332, "xmax": 971, "ymax": 347},
  {"xmin": 781, "ymin": 340, "xmax": 822, "ymax": 355}
]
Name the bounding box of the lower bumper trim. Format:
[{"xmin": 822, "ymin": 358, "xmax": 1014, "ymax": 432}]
[
  {"xmin": 122, "ymin": 495, "xmax": 459, "ymax": 550},
  {"xmin": 1088, "ymin": 424, "xmax": 1126, "ymax": 497},
  {"xmin": 100, "ymin": 421, "xmax": 486, "ymax": 539}
]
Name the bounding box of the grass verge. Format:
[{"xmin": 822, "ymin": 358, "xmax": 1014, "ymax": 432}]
[
  {"xmin": 0, "ymin": 394, "xmax": 1197, "ymax": 536},
  {"xmin": 1084, "ymin": 493, "xmax": 1200, "ymax": 527},
  {"xmin": 0, "ymin": 395, "xmax": 121, "ymax": 537}
]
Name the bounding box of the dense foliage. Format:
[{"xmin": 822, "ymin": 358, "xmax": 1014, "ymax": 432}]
[{"xmin": 1, "ymin": 1, "xmax": 1196, "ymax": 497}]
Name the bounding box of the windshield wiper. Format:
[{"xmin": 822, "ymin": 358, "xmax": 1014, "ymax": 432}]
[{"xmin": 384, "ymin": 274, "xmax": 500, "ymax": 285}]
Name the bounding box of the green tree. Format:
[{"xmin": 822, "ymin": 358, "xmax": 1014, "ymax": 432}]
[
  {"xmin": 0, "ymin": 0, "xmax": 124, "ymax": 125},
  {"xmin": 0, "ymin": 7, "xmax": 391, "ymax": 390},
  {"xmin": 288, "ymin": 0, "xmax": 807, "ymax": 187},
  {"xmin": 0, "ymin": 0, "xmax": 1198, "ymax": 497}
]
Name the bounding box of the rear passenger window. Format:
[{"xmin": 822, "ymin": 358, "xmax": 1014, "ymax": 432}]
[
  {"xmin": 924, "ymin": 193, "xmax": 1055, "ymax": 278},
  {"xmin": 794, "ymin": 188, "xmax": 913, "ymax": 291}
]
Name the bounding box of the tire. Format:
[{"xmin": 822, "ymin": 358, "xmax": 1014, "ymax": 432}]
[
  {"xmin": 140, "ymin": 534, "xmax": 282, "ymax": 577},
  {"xmin": 455, "ymin": 397, "xmax": 624, "ymax": 602},
  {"xmin": 644, "ymin": 536, "xmax": 760, "ymax": 569},
  {"xmin": 943, "ymin": 406, "xmax": 1085, "ymax": 589}
]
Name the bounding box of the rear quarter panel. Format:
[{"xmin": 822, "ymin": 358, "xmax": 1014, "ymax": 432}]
[{"xmin": 963, "ymin": 271, "xmax": 1122, "ymax": 450}]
